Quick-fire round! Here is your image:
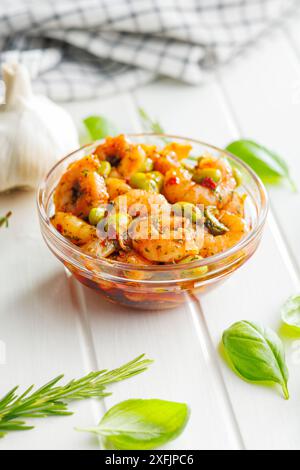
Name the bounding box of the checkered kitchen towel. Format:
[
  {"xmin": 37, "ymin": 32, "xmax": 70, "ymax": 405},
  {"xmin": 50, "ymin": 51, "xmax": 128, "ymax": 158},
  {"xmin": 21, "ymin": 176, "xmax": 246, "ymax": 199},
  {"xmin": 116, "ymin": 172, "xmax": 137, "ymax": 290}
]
[{"xmin": 0, "ymin": 0, "xmax": 297, "ymax": 101}]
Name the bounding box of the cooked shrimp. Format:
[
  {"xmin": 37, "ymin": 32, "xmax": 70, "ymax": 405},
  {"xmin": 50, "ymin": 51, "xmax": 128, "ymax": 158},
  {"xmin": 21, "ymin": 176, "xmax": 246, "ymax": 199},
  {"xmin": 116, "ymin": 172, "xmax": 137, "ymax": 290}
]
[
  {"xmin": 153, "ymin": 153, "xmax": 181, "ymax": 175},
  {"xmin": 130, "ymin": 215, "xmax": 202, "ymax": 263},
  {"xmin": 118, "ymin": 145, "xmax": 146, "ymax": 178},
  {"xmin": 94, "ymin": 134, "xmax": 130, "ymax": 161},
  {"xmin": 162, "ymin": 142, "xmax": 192, "ymax": 160},
  {"xmin": 141, "ymin": 144, "xmax": 159, "ymax": 159},
  {"xmin": 113, "ymin": 189, "xmax": 169, "ymax": 217},
  {"xmin": 196, "ymin": 156, "xmax": 236, "ymax": 207},
  {"xmin": 163, "ymin": 168, "xmax": 217, "ymax": 206},
  {"xmin": 114, "ymin": 249, "xmax": 156, "ymax": 280},
  {"xmin": 51, "ymin": 212, "xmax": 96, "ymax": 246},
  {"xmin": 81, "ymin": 238, "xmax": 116, "ymax": 258},
  {"xmin": 54, "ymin": 155, "xmax": 108, "ymax": 218},
  {"xmin": 163, "ymin": 155, "xmax": 236, "ymax": 208},
  {"xmin": 115, "ymin": 249, "xmax": 155, "ymax": 265},
  {"xmin": 94, "ymin": 134, "xmax": 146, "ymax": 178},
  {"xmin": 108, "ymin": 167, "xmax": 122, "ymax": 178},
  {"xmin": 200, "ymin": 211, "xmax": 249, "ymax": 257},
  {"xmin": 106, "ymin": 177, "xmax": 131, "ymax": 200},
  {"xmin": 222, "ymin": 191, "xmax": 246, "ymax": 217}
]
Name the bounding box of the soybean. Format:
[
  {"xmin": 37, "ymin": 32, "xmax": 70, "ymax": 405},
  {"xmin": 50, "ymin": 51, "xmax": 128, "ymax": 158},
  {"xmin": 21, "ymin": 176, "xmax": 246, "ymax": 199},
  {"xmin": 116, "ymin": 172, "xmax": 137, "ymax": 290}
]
[
  {"xmin": 179, "ymin": 255, "xmax": 208, "ymax": 277},
  {"xmin": 97, "ymin": 161, "xmax": 111, "ymax": 178},
  {"xmin": 139, "ymin": 157, "xmax": 154, "ymax": 172},
  {"xmin": 192, "ymin": 168, "xmax": 222, "ymax": 184},
  {"xmin": 89, "ymin": 207, "xmax": 107, "ymax": 226},
  {"xmin": 171, "ymin": 201, "xmax": 203, "ymax": 224},
  {"xmin": 130, "ymin": 172, "xmax": 159, "ymax": 192}
]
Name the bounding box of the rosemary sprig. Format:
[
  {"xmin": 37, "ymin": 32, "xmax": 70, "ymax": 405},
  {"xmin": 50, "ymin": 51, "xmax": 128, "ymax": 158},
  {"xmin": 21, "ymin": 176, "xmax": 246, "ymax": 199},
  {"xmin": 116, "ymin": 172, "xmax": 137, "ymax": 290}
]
[
  {"xmin": 0, "ymin": 354, "xmax": 152, "ymax": 438},
  {"xmin": 0, "ymin": 211, "xmax": 12, "ymax": 228}
]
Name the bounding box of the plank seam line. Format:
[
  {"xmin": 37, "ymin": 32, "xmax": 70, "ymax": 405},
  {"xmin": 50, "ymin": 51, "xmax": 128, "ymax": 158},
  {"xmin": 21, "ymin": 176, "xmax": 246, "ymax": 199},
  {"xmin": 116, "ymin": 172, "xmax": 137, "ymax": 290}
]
[
  {"xmin": 215, "ymin": 73, "xmax": 300, "ymax": 286},
  {"xmin": 186, "ymin": 293, "xmax": 245, "ymax": 450},
  {"xmin": 65, "ymin": 270, "xmax": 108, "ymax": 431},
  {"xmin": 68, "ymin": 275, "xmax": 99, "ymax": 371}
]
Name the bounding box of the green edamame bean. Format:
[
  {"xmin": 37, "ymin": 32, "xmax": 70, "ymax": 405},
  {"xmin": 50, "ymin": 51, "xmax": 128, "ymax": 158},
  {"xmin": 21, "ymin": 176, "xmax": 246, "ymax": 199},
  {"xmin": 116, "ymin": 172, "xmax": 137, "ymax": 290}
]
[
  {"xmin": 97, "ymin": 161, "xmax": 111, "ymax": 178},
  {"xmin": 89, "ymin": 207, "xmax": 107, "ymax": 226},
  {"xmin": 130, "ymin": 172, "xmax": 146, "ymax": 189},
  {"xmin": 148, "ymin": 171, "xmax": 164, "ymax": 191},
  {"xmin": 232, "ymin": 167, "xmax": 243, "ymax": 187},
  {"xmin": 142, "ymin": 179, "xmax": 159, "ymax": 192},
  {"xmin": 139, "ymin": 157, "xmax": 154, "ymax": 172},
  {"xmin": 179, "ymin": 255, "xmax": 208, "ymax": 277},
  {"xmin": 105, "ymin": 213, "xmax": 131, "ymax": 234},
  {"xmin": 192, "ymin": 168, "xmax": 222, "ymax": 184},
  {"xmin": 130, "ymin": 172, "xmax": 159, "ymax": 192},
  {"xmin": 171, "ymin": 202, "xmax": 203, "ymax": 224}
]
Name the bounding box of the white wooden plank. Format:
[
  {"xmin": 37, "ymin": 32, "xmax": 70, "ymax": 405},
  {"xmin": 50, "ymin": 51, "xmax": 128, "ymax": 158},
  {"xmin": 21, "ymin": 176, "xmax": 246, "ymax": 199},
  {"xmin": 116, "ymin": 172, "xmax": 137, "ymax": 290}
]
[
  {"xmin": 209, "ymin": 26, "xmax": 300, "ymax": 449},
  {"xmin": 83, "ymin": 288, "xmax": 244, "ymax": 450},
  {"xmin": 0, "ymin": 191, "xmax": 97, "ymax": 450},
  {"xmin": 202, "ymin": 224, "xmax": 299, "ymax": 450}
]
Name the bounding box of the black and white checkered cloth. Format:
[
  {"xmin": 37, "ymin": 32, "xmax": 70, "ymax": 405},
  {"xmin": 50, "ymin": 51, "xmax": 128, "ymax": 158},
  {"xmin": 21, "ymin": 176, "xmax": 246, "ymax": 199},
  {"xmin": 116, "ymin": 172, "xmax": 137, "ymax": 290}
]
[{"xmin": 0, "ymin": 0, "xmax": 297, "ymax": 101}]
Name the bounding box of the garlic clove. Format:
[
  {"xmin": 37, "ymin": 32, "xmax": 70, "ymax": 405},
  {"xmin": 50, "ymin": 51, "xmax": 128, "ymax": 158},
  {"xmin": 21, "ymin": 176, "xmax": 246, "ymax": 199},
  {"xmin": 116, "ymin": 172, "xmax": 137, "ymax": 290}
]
[
  {"xmin": 2, "ymin": 63, "xmax": 33, "ymax": 110},
  {"xmin": 0, "ymin": 62, "xmax": 79, "ymax": 191}
]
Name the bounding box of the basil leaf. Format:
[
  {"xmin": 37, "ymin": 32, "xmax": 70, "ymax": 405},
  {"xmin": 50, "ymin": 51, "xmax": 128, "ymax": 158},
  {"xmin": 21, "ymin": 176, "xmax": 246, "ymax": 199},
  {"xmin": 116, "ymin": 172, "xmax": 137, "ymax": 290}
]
[
  {"xmin": 83, "ymin": 115, "xmax": 117, "ymax": 141},
  {"xmin": 281, "ymin": 295, "xmax": 300, "ymax": 332},
  {"xmin": 78, "ymin": 398, "xmax": 189, "ymax": 450},
  {"xmin": 226, "ymin": 140, "xmax": 297, "ymax": 191},
  {"xmin": 222, "ymin": 321, "xmax": 289, "ymax": 399}
]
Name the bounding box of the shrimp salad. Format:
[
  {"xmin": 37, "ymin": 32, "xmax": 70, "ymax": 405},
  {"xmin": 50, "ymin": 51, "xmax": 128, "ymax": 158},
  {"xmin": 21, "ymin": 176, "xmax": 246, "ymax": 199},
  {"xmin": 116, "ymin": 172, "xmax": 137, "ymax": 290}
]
[{"xmin": 51, "ymin": 135, "xmax": 250, "ymax": 268}]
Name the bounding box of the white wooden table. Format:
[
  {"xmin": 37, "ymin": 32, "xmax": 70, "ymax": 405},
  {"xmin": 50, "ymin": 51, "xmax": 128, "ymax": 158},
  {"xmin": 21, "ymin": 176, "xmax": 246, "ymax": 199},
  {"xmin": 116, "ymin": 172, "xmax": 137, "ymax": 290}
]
[{"xmin": 1, "ymin": 15, "xmax": 300, "ymax": 450}]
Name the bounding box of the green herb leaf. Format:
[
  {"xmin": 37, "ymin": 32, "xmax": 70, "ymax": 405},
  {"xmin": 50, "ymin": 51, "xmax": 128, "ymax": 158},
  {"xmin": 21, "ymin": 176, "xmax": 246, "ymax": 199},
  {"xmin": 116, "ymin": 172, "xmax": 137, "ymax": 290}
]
[
  {"xmin": 0, "ymin": 211, "xmax": 12, "ymax": 228},
  {"xmin": 83, "ymin": 115, "xmax": 117, "ymax": 141},
  {"xmin": 226, "ymin": 140, "xmax": 296, "ymax": 191},
  {"xmin": 0, "ymin": 354, "xmax": 152, "ymax": 438},
  {"xmin": 222, "ymin": 321, "xmax": 289, "ymax": 399},
  {"xmin": 138, "ymin": 108, "xmax": 165, "ymax": 135},
  {"xmin": 281, "ymin": 295, "xmax": 300, "ymax": 332},
  {"xmin": 78, "ymin": 398, "xmax": 189, "ymax": 450}
]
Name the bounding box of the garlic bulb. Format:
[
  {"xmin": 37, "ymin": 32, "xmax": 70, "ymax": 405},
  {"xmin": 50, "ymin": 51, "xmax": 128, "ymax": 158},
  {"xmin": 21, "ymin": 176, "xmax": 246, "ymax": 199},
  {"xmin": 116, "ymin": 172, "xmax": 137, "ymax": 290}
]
[{"xmin": 0, "ymin": 63, "xmax": 79, "ymax": 191}]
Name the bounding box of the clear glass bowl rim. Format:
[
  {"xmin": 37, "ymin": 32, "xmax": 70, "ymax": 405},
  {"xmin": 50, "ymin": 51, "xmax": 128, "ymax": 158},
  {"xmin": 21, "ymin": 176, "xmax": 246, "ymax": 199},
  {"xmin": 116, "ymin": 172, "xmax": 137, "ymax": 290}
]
[{"xmin": 37, "ymin": 133, "xmax": 269, "ymax": 273}]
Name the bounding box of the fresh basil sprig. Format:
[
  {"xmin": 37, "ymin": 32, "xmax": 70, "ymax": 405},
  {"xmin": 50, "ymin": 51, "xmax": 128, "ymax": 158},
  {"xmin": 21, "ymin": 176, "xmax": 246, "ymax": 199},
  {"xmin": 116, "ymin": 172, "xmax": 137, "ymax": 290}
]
[
  {"xmin": 281, "ymin": 295, "xmax": 300, "ymax": 332},
  {"xmin": 83, "ymin": 115, "xmax": 118, "ymax": 141},
  {"xmin": 226, "ymin": 140, "xmax": 296, "ymax": 192},
  {"xmin": 222, "ymin": 321, "xmax": 289, "ymax": 399},
  {"xmin": 77, "ymin": 398, "xmax": 189, "ymax": 450}
]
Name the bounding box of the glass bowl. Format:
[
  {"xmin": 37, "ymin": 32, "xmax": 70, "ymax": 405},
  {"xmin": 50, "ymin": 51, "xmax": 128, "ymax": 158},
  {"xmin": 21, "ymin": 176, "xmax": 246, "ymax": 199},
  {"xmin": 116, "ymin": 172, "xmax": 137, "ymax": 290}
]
[{"xmin": 37, "ymin": 134, "xmax": 268, "ymax": 310}]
